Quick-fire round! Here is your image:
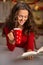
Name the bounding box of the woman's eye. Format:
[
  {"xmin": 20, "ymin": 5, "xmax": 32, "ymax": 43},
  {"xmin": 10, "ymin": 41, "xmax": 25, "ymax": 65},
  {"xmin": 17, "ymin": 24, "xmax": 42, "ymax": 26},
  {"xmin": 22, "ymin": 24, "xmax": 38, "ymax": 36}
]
[
  {"xmin": 18, "ymin": 15, "xmax": 28, "ymax": 19},
  {"xmin": 25, "ymin": 16, "xmax": 27, "ymax": 18},
  {"xmin": 19, "ymin": 15, "xmax": 23, "ymax": 18}
]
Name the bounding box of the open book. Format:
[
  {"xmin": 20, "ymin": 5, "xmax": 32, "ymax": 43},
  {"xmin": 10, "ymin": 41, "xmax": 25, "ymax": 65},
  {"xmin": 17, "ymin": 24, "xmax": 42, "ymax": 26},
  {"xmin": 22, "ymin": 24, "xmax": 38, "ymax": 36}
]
[
  {"xmin": 15, "ymin": 47, "xmax": 43, "ymax": 60},
  {"xmin": 22, "ymin": 47, "xmax": 43, "ymax": 57}
]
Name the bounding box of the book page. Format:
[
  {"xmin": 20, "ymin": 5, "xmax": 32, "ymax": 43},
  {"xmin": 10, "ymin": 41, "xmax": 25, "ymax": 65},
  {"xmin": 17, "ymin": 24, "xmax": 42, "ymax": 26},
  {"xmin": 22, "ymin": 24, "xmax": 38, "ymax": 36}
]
[
  {"xmin": 37, "ymin": 47, "xmax": 43, "ymax": 53},
  {"xmin": 22, "ymin": 51, "xmax": 37, "ymax": 57}
]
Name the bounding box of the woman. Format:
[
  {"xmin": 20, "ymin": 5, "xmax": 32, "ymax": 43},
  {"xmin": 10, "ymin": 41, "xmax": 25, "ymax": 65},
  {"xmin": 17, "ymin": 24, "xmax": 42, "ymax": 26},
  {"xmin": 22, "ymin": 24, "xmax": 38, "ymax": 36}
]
[{"xmin": 2, "ymin": 2, "xmax": 37, "ymax": 60}]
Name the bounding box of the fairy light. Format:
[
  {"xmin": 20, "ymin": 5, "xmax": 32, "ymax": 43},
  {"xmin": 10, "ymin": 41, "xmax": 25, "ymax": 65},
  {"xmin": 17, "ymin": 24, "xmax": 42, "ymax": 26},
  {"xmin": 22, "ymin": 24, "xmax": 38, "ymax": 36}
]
[{"xmin": 34, "ymin": 5, "xmax": 39, "ymax": 10}]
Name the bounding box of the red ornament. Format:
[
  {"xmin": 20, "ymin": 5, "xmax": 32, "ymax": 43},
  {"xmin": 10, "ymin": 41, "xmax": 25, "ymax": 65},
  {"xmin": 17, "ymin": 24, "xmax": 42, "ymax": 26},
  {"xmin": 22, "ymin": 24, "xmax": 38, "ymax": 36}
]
[
  {"xmin": 38, "ymin": 7, "xmax": 43, "ymax": 10},
  {"xmin": 12, "ymin": 0, "xmax": 17, "ymax": 2}
]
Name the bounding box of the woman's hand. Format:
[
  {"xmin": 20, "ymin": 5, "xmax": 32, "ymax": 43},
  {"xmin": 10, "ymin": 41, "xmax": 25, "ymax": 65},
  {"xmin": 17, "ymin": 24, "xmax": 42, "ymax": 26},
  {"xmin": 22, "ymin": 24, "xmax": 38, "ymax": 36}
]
[
  {"xmin": 7, "ymin": 31, "xmax": 15, "ymax": 44},
  {"xmin": 24, "ymin": 49, "xmax": 34, "ymax": 60},
  {"xmin": 26, "ymin": 55, "xmax": 34, "ymax": 60},
  {"xmin": 27, "ymin": 49, "xmax": 34, "ymax": 60}
]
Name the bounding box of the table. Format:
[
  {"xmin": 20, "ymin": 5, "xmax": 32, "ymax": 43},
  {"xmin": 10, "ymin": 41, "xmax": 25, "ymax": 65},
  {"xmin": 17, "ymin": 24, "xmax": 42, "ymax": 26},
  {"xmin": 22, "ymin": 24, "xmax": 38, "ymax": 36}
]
[{"xmin": 0, "ymin": 45, "xmax": 43, "ymax": 65}]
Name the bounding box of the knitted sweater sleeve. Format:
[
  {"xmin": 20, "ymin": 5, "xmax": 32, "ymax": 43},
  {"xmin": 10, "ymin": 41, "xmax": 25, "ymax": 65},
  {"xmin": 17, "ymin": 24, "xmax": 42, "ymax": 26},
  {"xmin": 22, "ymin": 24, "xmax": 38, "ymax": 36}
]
[
  {"xmin": 27, "ymin": 32, "xmax": 35, "ymax": 51},
  {"xmin": 4, "ymin": 27, "xmax": 15, "ymax": 51}
]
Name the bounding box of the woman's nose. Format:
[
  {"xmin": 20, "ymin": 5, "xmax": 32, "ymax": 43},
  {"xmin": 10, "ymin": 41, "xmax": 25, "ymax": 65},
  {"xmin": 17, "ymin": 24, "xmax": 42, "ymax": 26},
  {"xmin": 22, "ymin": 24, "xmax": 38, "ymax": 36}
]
[{"xmin": 22, "ymin": 16, "xmax": 25, "ymax": 21}]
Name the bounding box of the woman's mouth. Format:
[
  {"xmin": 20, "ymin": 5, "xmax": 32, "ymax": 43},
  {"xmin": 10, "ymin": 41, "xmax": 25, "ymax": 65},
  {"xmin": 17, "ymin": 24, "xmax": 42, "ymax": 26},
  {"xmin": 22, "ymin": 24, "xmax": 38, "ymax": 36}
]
[{"xmin": 20, "ymin": 21, "xmax": 25, "ymax": 25}]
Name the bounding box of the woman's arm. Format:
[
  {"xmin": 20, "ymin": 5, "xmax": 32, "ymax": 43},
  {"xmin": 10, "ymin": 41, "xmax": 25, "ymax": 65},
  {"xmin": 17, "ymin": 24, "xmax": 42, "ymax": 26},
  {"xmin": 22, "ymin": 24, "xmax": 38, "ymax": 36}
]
[
  {"xmin": 27, "ymin": 32, "xmax": 35, "ymax": 51},
  {"xmin": 25, "ymin": 32, "xmax": 35, "ymax": 60},
  {"xmin": 4, "ymin": 27, "xmax": 16, "ymax": 51}
]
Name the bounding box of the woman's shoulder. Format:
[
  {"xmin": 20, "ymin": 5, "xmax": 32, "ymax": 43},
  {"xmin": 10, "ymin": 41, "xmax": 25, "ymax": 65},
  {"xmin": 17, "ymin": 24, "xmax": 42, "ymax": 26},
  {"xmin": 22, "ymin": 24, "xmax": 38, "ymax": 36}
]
[
  {"xmin": 2, "ymin": 26, "xmax": 9, "ymax": 36},
  {"xmin": 3, "ymin": 26, "xmax": 9, "ymax": 32}
]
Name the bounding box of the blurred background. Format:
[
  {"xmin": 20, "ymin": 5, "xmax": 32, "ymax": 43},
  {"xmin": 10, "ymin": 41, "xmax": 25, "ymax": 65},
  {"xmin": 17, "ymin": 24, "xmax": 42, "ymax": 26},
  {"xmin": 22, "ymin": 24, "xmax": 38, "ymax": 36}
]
[{"xmin": 0, "ymin": 0, "xmax": 43, "ymax": 49}]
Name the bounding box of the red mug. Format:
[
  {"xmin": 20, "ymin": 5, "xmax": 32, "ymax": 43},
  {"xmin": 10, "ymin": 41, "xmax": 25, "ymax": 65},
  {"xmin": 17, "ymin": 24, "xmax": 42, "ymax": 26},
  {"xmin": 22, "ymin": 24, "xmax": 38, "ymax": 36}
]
[{"xmin": 13, "ymin": 28, "xmax": 22, "ymax": 44}]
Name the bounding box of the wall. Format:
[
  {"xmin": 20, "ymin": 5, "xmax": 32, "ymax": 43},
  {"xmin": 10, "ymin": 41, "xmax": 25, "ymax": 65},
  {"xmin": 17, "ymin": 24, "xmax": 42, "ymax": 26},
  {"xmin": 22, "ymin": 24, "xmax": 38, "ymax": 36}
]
[{"xmin": 0, "ymin": 1, "xmax": 12, "ymax": 23}]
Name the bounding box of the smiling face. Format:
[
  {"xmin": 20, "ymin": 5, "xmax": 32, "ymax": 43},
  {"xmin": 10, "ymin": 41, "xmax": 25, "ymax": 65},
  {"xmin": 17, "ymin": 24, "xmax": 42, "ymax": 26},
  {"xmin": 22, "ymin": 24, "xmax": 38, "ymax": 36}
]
[{"xmin": 17, "ymin": 10, "xmax": 29, "ymax": 25}]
